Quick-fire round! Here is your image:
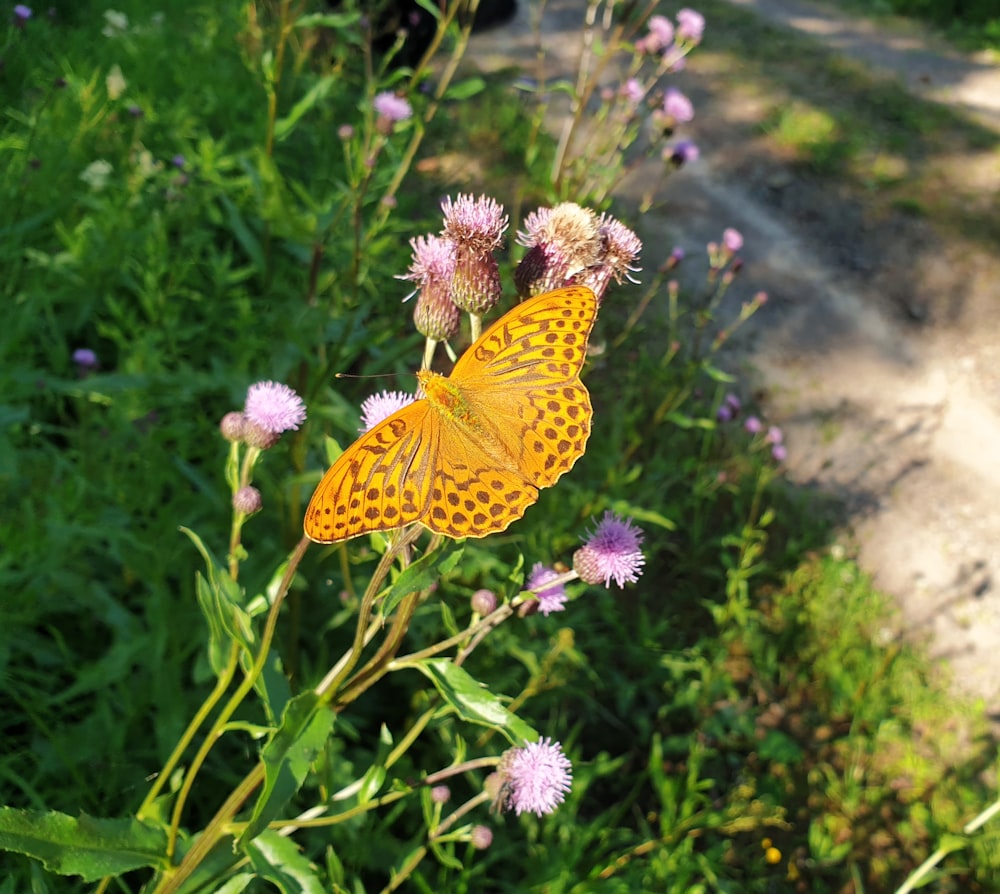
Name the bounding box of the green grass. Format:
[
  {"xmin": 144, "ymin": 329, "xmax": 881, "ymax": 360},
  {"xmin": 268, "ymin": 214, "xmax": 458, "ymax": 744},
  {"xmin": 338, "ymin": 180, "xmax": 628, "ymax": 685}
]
[{"xmin": 2, "ymin": 0, "xmax": 999, "ymax": 891}]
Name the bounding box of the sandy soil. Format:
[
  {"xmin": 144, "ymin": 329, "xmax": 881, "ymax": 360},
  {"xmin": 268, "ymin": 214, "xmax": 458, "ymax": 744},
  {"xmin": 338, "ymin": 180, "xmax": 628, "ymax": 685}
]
[{"xmin": 469, "ymin": 0, "xmax": 1000, "ymax": 712}]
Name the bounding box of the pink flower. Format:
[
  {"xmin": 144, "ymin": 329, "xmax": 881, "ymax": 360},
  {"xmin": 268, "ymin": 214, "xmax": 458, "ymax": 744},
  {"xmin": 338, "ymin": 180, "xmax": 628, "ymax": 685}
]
[
  {"xmin": 497, "ymin": 737, "xmax": 573, "ymax": 817},
  {"xmin": 441, "ymin": 193, "xmax": 508, "ymax": 314},
  {"xmin": 72, "ymin": 348, "xmax": 98, "ymax": 371},
  {"xmin": 471, "ymin": 588, "xmax": 497, "ymax": 615},
  {"xmin": 526, "ymin": 563, "xmax": 568, "ymax": 615},
  {"xmin": 373, "ymin": 91, "xmax": 412, "ymax": 123},
  {"xmin": 647, "ymin": 14, "xmax": 674, "ymax": 48},
  {"xmin": 667, "ymin": 139, "xmax": 699, "ymax": 167},
  {"xmin": 766, "ymin": 425, "xmax": 783, "ymax": 445},
  {"xmin": 663, "ymin": 88, "xmax": 694, "ymax": 123},
  {"xmin": 400, "ymin": 234, "xmax": 460, "ymax": 340},
  {"xmin": 722, "ymin": 227, "xmax": 743, "ymax": 252},
  {"xmin": 573, "ymin": 511, "xmax": 646, "ymax": 588},
  {"xmin": 13, "ymin": 4, "xmax": 31, "ymax": 26},
  {"xmin": 772, "ymin": 444, "xmax": 788, "ymax": 462},
  {"xmin": 359, "ymin": 390, "xmax": 416, "ymax": 433},
  {"xmin": 620, "ymin": 78, "xmax": 644, "ymax": 105},
  {"xmin": 676, "ymin": 8, "xmax": 705, "ymax": 43},
  {"xmin": 580, "ymin": 213, "xmax": 643, "ymax": 302},
  {"xmin": 244, "ymin": 381, "xmax": 306, "ymax": 435},
  {"xmin": 744, "ymin": 415, "xmax": 763, "ymax": 434}
]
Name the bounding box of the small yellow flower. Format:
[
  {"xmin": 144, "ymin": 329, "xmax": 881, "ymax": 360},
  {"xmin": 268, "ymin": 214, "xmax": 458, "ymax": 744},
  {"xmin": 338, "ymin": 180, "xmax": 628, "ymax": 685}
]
[{"xmin": 765, "ymin": 846, "xmax": 782, "ymax": 865}]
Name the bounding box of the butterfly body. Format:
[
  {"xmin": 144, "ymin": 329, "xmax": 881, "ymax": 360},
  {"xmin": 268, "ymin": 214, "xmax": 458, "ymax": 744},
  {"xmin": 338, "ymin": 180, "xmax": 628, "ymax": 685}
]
[{"xmin": 305, "ymin": 286, "xmax": 597, "ymax": 543}]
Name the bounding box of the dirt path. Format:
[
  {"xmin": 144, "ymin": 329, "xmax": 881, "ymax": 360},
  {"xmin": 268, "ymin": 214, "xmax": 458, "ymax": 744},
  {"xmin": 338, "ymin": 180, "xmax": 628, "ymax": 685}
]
[{"xmin": 470, "ymin": 0, "xmax": 1000, "ymax": 711}]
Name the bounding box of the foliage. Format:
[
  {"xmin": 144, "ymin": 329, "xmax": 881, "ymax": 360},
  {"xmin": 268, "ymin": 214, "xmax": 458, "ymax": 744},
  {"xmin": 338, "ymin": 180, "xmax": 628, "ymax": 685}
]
[{"xmin": 2, "ymin": 0, "xmax": 999, "ymax": 891}]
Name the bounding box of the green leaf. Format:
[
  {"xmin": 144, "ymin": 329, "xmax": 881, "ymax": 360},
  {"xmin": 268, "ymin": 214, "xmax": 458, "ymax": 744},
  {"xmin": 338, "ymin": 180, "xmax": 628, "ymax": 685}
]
[
  {"xmin": 357, "ymin": 725, "xmax": 394, "ymax": 804},
  {"xmin": 444, "ymin": 77, "xmax": 486, "ymax": 101},
  {"xmin": 415, "ymin": 658, "xmax": 536, "ymax": 744},
  {"xmin": 294, "ymin": 11, "xmax": 362, "ymax": 30},
  {"xmin": 275, "ymin": 75, "xmax": 336, "ymax": 142},
  {"xmin": 0, "ymin": 808, "xmax": 167, "ymax": 881},
  {"xmin": 237, "ymin": 692, "xmax": 335, "ymax": 846},
  {"xmin": 383, "ymin": 542, "xmax": 464, "ymax": 615},
  {"xmin": 246, "ymin": 830, "xmax": 326, "ymax": 894},
  {"xmin": 182, "ymin": 527, "xmax": 255, "ymax": 675}
]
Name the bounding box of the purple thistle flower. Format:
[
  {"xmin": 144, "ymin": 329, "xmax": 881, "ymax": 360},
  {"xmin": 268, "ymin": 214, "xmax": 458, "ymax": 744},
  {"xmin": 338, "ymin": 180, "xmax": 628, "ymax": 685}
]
[
  {"xmin": 441, "ymin": 194, "xmax": 507, "ymax": 315},
  {"xmin": 772, "ymin": 444, "xmax": 788, "ymax": 462},
  {"xmin": 621, "ymin": 78, "xmax": 644, "ymax": 105},
  {"xmin": 722, "ymin": 227, "xmax": 743, "ymax": 253},
  {"xmin": 663, "ymin": 88, "xmax": 694, "ymax": 123},
  {"xmin": 526, "ymin": 563, "xmax": 568, "ymax": 616},
  {"xmin": 171, "ymin": 154, "xmax": 186, "ymax": 169},
  {"xmin": 373, "ymin": 91, "xmax": 412, "ymax": 123},
  {"xmin": 498, "ymin": 737, "xmax": 573, "ymax": 817},
  {"xmin": 667, "ymin": 139, "xmax": 699, "ymax": 167},
  {"xmin": 647, "ymin": 14, "xmax": 674, "ymax": 48},
  {"xmin": 580, "ymin": 214, "xmax": 642, "ymax": 302},
  {"xmin": 676, "ymin": 8, "xmax": 705, "ymax": 43},
  {"xmin": 765, "ymin": 425, "xmax": 783, "ymax": 445},
  {"xmin": 72, "ymin": 347, "xmax": 98, "ymax": 370},
  {"xmin": 14, "ymin": 4, "xmax": 31, "ymax": 25},
  {"xmin": 360, "ymin": 390, "xmax": 416, "ymax": 433},
  {"xmin": 744, "ymin": 415, "xmax": 763, "ymax": 434},
  {"xmin": 717, "ymin": 404, "xmax": 733, "ymax": 422},
  {"xmin": 573, "ymin": 511, "xmax": 646, "ymax": 588},
  {"xmin": 401, "ymin": 234, "xmax": 460, "ymax": 340},
  {"xmin": 244, "ymin": 380, "xmax": 306, "ymax": 435}
]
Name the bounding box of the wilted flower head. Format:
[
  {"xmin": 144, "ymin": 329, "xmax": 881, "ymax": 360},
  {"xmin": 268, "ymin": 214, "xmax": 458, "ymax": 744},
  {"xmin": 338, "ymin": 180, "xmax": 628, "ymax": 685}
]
[
  {"xmin": 496, "ymin": 737, "xmax": 573, "ymax": 817},
  {"xmin": 514, "ymin": 203, "xmax": 602, "ymax": 297},
  {"xmin": 359, "ymin": 390, "xmax": 416, "ymax": 433},
  {"xmin": 526, "ymin": 563, "xmax": 568, "ymax": 616},
  {"xmin": 573, "ymin": 511, "xmax": 646, "ymax": 588},
  {"xmin": 441, "ymin": 194, "xmax": 507, "ymax": 314},
  {"xmin": 430, "ymin": 785, "xmax": 451, "ymax": 804},
  {"xmin": 401, "ymin": 234, "xmax": 460, "ymax": 341},
  {"xmin": 243, "ymin": 381, "xmax": 306, "ymax": 446},
  {"xmin": 676, "ymin": 8, "xmax": 705, "ymax": 43},
  {"xmin": 373, "ymin": 91, "xmax": 412, "ymax": 133},
  {"xmin": 580, "ymin": 213, "xmax": 642, "ymax": 301}
]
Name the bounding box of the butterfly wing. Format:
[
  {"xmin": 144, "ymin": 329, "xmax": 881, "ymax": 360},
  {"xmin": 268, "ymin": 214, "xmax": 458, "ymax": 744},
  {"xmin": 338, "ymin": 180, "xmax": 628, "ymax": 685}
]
[
  {"xmin": 421, "ymin": 415, "xmax": 541, "ymax": 538},
  {"xmin": 304, "ymin": 400, "xmax": 438, "ymax": 543},
  {"xmin": 453, "ymin": 286, "xmax": 596, "ymax": 489}
]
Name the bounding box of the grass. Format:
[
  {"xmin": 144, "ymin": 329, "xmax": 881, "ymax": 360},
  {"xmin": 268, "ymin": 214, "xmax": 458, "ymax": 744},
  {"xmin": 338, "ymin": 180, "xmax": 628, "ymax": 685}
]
[{"xmin": 2, "ymin": 0, "xmax": 999, "ymax": 891}]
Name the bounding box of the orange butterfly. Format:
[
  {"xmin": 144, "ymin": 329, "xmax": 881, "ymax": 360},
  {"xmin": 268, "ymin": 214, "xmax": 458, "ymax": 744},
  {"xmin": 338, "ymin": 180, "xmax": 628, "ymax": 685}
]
[{"xmin": 304, "ymin": 286, "xmax": 597, "ymax": 543}]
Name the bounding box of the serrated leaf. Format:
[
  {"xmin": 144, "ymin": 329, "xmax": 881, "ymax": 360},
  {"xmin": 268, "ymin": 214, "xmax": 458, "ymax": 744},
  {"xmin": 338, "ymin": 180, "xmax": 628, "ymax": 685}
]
[
  {"xmin": 415, "ymin": 658, "xmax": 535, "ymax": 744},
  {"xmin": 0, "ymin": 808, "xmax": 167, "ymax": 881},
  {"xmin": 237, "ymin": 693, "xmax": 335, "ymax": 846},
  {"xmin": 246, "ymin": 830, "xmax": 325, "ymax": 894}
]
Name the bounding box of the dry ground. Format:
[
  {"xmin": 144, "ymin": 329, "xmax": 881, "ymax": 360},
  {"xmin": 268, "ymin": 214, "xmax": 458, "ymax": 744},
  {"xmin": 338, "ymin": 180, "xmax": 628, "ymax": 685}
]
[{"xmin": 469, "ymin": 0, "xmax": 1000, "ymax": 712}]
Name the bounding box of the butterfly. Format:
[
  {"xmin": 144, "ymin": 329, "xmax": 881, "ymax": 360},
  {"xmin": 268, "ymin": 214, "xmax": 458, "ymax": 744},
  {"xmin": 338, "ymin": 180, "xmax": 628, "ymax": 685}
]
[{"xmin": 304, "ymin": 285, "xmax": 597, "ymax": 543}]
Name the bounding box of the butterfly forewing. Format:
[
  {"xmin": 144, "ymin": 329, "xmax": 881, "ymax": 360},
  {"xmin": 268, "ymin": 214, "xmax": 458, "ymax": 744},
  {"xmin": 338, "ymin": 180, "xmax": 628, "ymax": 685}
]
[
  {"xmin": 453, "ymin": 286, "xmax": 597, "ymax": 386},
  {"xmin": 304, "ymin": 402, "xmax": 437, "ymax": 543}
]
